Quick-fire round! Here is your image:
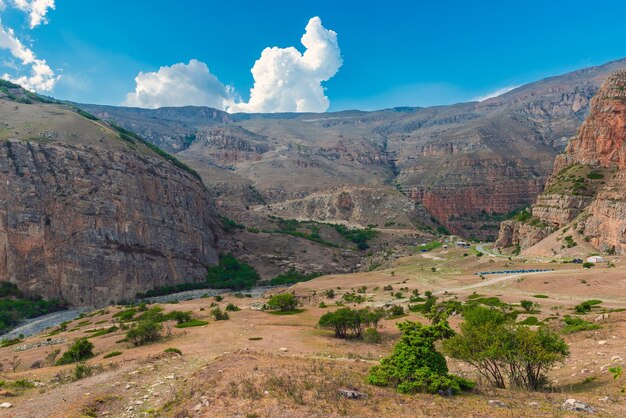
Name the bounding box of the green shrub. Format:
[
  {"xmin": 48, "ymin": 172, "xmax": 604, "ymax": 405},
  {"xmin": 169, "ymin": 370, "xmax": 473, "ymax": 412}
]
[
  {"xmin": 368, "ymin": 321, "xmax": 473, "ymax": 394},
  {"xmin": 520, "ymin": 300, "xmax": 534, "ymax": 312},
  {"xmin": 126, "ymin": 320, "xmax": 162, "ymax": 346},
  {"xmin": 563, "ymin": 235, "xmax": 577, "ymax": 248},
  {"xmin": 574, "ymin": 299, "xmax": 602, "ymax": 313},
  {"xmin": 318, "ymin": 308, "xmax": 383, "ymax": 339},
  {"xmin": 363, "ymin": 328, "xmax": 382, "ymax": 344},
  {"xmin": 165, "ymin": 311, "xmax": 193, "ymax": 324},
  {"xmin": 518, "ymin": 316, "xmax": 540, "ymax": 326},
  {"xmin": 342, "ymin": 292, "xmax": 366, "ymax": 304},
  {"xmin": 56, "ymin": 339, "xmax": 95, "ymax": 365},
  {"xmin": 266, "ymin": 293, "xmax": 298, "ymax": 312},
  {"xmin": 225, "ymin": 303, "xmax": 241, "ymax": 312},
  {"xmin": 269, "ymin": 268, "xmax": 323, "ymax": 285},
  {"xmin": 562, "ymin": 316, "xmax": 601, "ymax": 334},
  {"xmin": 175, "ymin": 319, "xmax": 208, "ymax": 328},
  {"xmin": 211, "ymin": 307, "xmax": 229, "ymax": 321},
  {"xmin": 318, "ymin": 302, "xmax": 327, "ymax": 308},
  {"xmin": 324, "ymin": 289, "xmax": 335, "ymax": 299},
  {"xmin": 103, "ymin": 351, "xmax": 122, "ymax": 359},
  {"xmin": 582, "ymin": 262, "xmax": 594, "ymax": 269},
  {"xmin": 387, "ymin": 305, "xmax": 405, "ymax": 317},
  {"xmin": 164, "ymin": 347, "xmax": 183, "ymax": 355}
]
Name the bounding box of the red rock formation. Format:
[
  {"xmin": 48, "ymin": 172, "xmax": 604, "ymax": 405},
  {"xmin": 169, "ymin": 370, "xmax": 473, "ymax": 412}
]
[{"xmin": 496, "ymin": 70, "xmax": 626, "ymax": 254}]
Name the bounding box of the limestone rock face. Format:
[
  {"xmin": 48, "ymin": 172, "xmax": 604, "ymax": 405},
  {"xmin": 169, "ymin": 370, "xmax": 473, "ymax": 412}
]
[
  {"xmin": 496, "ymin": 70, "xmax": 626, "ymax": 254},
  {"xmin": 0, "ymin": 98, "xmax": 220, "ymax": 307}
]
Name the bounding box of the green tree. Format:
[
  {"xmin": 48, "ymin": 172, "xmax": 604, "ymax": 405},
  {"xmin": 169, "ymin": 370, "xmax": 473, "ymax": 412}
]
[
  {"xmin": 367, "ymin": 320, "xmax": 473, "ymax": 394},
  {"xmin": 126, "ymin": 320, "xmax": 163, "ymax": 346},
  {"xmin": 266, "ymin": 293, "xmax": 299, "ymax": 312},
  {"xmin": 318, "ymin": 308, "xmax": 384, "ymax": 339},
  {"xmin": 520, "ymin": 300, "xmax": 534, "ymax": 312},
  {"xmin": 56, "ymin": 339, "xmax": 95, "ymax": 365},
  {"xmin": 443, "ymin": 306, "xmax": 569, "ymax": 390}
]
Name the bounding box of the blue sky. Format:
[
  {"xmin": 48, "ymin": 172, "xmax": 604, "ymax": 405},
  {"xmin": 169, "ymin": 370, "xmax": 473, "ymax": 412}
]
[{"xmin": 1, "ymin": 0, "xmax": 626, "ymax": 112}]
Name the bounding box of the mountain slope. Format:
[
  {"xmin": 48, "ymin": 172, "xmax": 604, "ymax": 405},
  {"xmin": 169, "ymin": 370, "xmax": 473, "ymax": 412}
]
[
  {"xmin": 79, "ymin": 57, "xmax": 626, "ymax": 238},
  {"xmin": 496, "ymin": 69, "xmax": 626, "ymax": 255},
  {"xmin": 0, "ymin": 82, "xmax": 221, "ymax": 306}
]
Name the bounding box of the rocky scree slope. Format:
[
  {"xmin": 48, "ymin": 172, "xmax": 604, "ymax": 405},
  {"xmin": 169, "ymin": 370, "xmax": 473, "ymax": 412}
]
[
  {"xmin": 0, "ymin": 83, "xmax": 220, "ymax": 306},
  {"xmin": 80, "ymin": 58, "xmax": 626, "ymax": 239},
  {"xmin": 496, "ymin": 70, "xmax": 626, "ymax": 255}
]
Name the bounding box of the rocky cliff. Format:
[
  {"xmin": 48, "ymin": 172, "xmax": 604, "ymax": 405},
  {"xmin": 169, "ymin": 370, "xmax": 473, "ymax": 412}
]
[
  {"xmin": 80, "ymin": 57, "xmax": 626, "ymax": 237},
  {"xmin": 0, "ymin": 86, "xmax": 220, "ymax": 306},
  {"xmin": 496, "ymin": 70, "xmax": 626, "ymax": 255}
]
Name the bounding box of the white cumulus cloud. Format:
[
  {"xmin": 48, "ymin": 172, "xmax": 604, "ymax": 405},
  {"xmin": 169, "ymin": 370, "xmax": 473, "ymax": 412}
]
[
  {"xmin": 229, "ymin": 16, "xmax": 342, "ymax": 113},
  {"xmin": 122, "ymin": 59, "xmax": 234, "ymax": 109},
  {"xmin": 0, "ymin": 19, "xmax": 58, "ymax": 91},
  {"xmin": 0, "ymin": 0, "xmax": 58, "ymax": 91},
  {"xmin": 12, "ymin": 0, "xmax": 55, "ymax": 28},
  {"xmin": 123, "ymin": 17, "xmax": 342, "ymax": 113}
]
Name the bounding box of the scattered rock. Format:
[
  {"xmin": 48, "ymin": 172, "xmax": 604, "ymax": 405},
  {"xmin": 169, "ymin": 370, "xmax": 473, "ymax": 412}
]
[
  {"xmin": 339, "ymin": 389, "xmax": 366, "ymax": 399},
  {"xmin": 488, "ymin": 400, "xmax": 507, "ymax": 408},
  {"xmin": 528, "ymin": 401, "xmax": 540, "ymax": 407},
  {"xmin": 611, "ymin": 356, "xmax": 623, "ymax": 362},
  {"xmin": 595, "ymin": 313, "xmax": 610, "ymax": 323},
  {"xmin": 0, "ymin": 402, "xmax": 12, "ymax": 409},
  {"xmin": 279, "ymin": 347, "xmax": 288, "ymax": 352},
  {"xmin": 597, "ymin": 340, "xmax": 607, "ymax": 345},
  {"xmin": 562, "ymin": 399, "xmax": 595, "ymax": 413}
]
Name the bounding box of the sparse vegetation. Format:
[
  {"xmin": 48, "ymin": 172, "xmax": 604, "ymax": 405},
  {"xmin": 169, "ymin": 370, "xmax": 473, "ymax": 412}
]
[
  {"xmin": 103, "ymin": 351, "xmax": 122, "ymax": 359},
  {"xmin": 269, "ymin": 269, "xmax": 323, "ymax": 286},
  {"xmin": 561, "ymin": 316, "xmax": 601, "ymax": 334},
  {"xmin": 56, "ymin": 339, "xmax": 95, "ymax": 365},
  {"xmin": 211, "ymin": 307, "xmax": 229, "ymax": 321}
]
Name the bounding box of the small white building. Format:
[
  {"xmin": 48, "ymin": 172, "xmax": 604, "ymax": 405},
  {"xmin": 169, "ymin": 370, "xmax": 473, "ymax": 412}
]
[{"xmin": 587, "ymin": 256, "xmax": 604, "ymax": 263}]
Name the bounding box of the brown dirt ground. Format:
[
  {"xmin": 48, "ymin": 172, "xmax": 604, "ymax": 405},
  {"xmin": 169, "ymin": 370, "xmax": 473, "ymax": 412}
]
[{"xmin": 0, "ymin": 247, "xmax": 625, "ymax": 417}]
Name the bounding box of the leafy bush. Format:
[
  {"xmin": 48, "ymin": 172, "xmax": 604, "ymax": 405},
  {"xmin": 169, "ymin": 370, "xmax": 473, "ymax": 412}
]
[
  {"xmin": 520, "ymin": 300, "xmax": 534, "ymax": 312},
  {"xmin": 165, "ymin": 311, "xmax": 193, "ymax": 324},
  {"xmin": 582, "ymin": 262, "xmax": 594, "ymax": 269},
  {"xmin": 56, "ymin": 339, "xmax": 95, "ymax": 365},
  {"xmin": 164, "ymin": 347, "xmax": 182, "ymax": 355},
  {"xmin": 269, "ymin": 269, "xmax": 323, "ymax": 286},
  {"xmin": 561, "ymin": 316, "xmax": 601, "ymax": 334},
  {"xmin": 318, "ymin": 308, "xmax": 384, "ymax": 339},
  {"xmin": 342, "ymin": 292, "xmax": 366, "ymax": 303},
  {"xmin": 443, "ymin": 306, "xmax": 569, "ymax": 390},
  {"xmin": 225, "ymin": 303, "xmax": 241, "ymax": 312},
  {"xmin": 0, "ymin": 282, "xmax": 66, "ymax": 334},
  {"xmin": 324, "ymin": 289, "xmax": 335, "ymax": 299},
  {"xmin": 368, "ymin": 321, "xmax": 473, "ymax": 394},
  {"xmin": 220, "ymin": 215, "xmax": 245, "ymax": 232},
  {"xmin": 563, "ymin": 235, "xmax": 577, "ymax": 248},
  {"xmin": 211, "ymin": 307, "xmax": 229, "ymax": 321},
  {"xmin": 574, "ymin": 299, "xmax": 602, "ymax": 313},
  {"xmin": 205, "ymin": 253, "xmax": 261, "ymax": 290},
  {"xmin": 362, "ymin": 328, "xmax": 382, "ymax": 344},
  {"xmin": 266, "ymin": 293, "xmax": 298, "ymax": 312},
  {"xmin": 126, "ymin": 320, "xmax": 162, "ymax": 346}
]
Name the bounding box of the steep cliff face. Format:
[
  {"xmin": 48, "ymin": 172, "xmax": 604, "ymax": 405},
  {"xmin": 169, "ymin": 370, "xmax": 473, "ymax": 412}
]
[
  {"xmin": 496, "ymin": 70, "xmax": 626, "ymax": 255},
  {"xmin": 0, "ymin": 91, "xmax": 220, "ymax": 306},
  {"xmin": 80, "ymin": 57, "xmax": 626, "ymax": 238}
]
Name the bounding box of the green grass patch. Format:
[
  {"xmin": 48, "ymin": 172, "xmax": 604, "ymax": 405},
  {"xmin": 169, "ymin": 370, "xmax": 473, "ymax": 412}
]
[
  {"xmin": 533, "ymin": 294, "xmax": 549, "ymax": 299},
  {"xmin": 164, "ymin": 347, "xmax": 182, "ymax": 355},
  {"xmin": 267, "ymin": 309, "xmax": 305, "ymax": 316},
  {"xmin": 103, "ymin": 351, "xmax": 122, "ymax": 359},
  {"xmin": 562, "ymin": 316, "xmax": 601, "ymax": 334},
  {"xmin": 175, "ymin": 320, "xmax": 208, "ymax": 328}
]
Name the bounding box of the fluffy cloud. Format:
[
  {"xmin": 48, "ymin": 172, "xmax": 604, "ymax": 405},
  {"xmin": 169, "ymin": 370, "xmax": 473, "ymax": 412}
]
[
  {"xmin": 0, "ymin": 0, "xmax": 58, "ymax": 91},
  {"xmin": 123, "ymin": 17, "xmax": 342, "ymax": 113},
  {"xmin": 122, "ymin": 59, "xmax": 234, "ymax": 109},
  {"xmin": 229, "ymin": 17, "xmax": 342, "ymax": 113},
  {"xmin": 12, "ymin": 0, "xmax": 55, "ymax": 28},
  {"xmin": 0, "ymin": 19, "xmax": 57, "ymax": 90}
]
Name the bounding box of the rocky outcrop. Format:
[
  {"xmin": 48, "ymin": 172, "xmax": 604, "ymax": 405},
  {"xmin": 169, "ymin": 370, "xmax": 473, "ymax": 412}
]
[
  {"xmin": 496, "ymin": 70, "xmax": 626, "ymax": 254},
  {"xmin": 0, "ymin": 98, "xmax": 220, "ymax": 306},
  {"xmin": 259, "ymin": 187, "xmax": 420, "ymax": 228},
  {"xmin": 80, "ymin": 57, "xmax": 626, "ymax": 238}
]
